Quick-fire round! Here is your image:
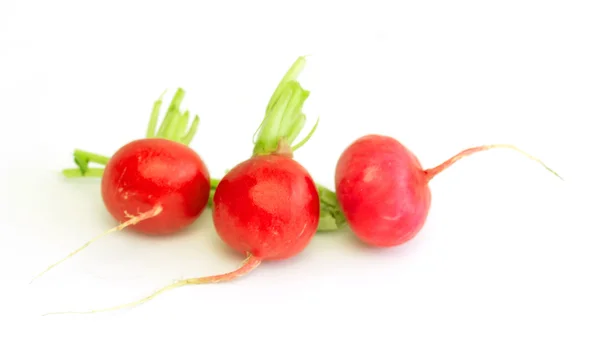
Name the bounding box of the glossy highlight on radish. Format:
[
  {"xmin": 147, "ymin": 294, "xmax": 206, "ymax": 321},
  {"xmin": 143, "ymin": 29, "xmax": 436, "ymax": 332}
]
[{"xmin": 334, "ymin": 134, "xmax": 562, "ymax": 247}]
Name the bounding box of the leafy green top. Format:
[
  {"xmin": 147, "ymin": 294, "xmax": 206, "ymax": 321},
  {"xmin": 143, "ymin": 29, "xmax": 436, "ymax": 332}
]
[
  {"xmin": 146, "ymin": 88, "xmax": 200, "ymax": 145},
  {"xmin": 252, "ymin": 56, "xmax": 318, "ymax": 157}
]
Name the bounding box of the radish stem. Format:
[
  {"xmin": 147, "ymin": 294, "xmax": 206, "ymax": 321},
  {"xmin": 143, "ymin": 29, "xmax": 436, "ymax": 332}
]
[
  {"xmin": 73, "ymin": 150, "xmax": 110, "ymax": 165},
  {"xmin": 291, "ymin": 117, "xmax": 319, "ymax": 152},
  {"xmin": 316, "ymin": 183, "xmax": 346, "ymax": 231},
  {"xmin": 175, "ymin": 110, "xmax": 190, "ymax": 139},
  {"xmin": 156, "ymin": 88, "xmax": 185, "ymax": 138},
  {"xmin": 64, "ymin": 88, "xmax": 202, "ymax": 176},
  {"xmin": 146, "ymin": 88, "xmax": 202, "ymax": 144},
  {"xmin": 62, "ymin": 168, "xmax": 104, "ymax": 178},
  {"xmin": 252, "ymin": 56, "xmax": 317, "ymax": 157},
  {"xmin": 266, "ymin": 56, "xmax": 307, "ymax": 113},
  {"xmin": 146, "ymin": 90, "xmax": 166, "ymax": 138},
  {"xmin": 181, "ymin": 115, "xmax": 200, "ymax": 146}
]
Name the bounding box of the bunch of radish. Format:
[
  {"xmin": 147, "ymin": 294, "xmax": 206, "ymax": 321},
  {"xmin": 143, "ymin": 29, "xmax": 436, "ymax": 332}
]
[
  {"xmin": 33, "ymin": 55, "xmax": 561, "ymax": 315},
  {"xmin": 31, "ymin": 81, "xmax": 343, "ymax": 286}
]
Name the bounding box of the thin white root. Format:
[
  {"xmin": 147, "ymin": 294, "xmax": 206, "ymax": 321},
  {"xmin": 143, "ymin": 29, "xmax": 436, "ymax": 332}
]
[
  {"xmin": 29, "ymin": 205, "xmax": 163, "ymax": 284},
  {"xmin": 42, "ymin": 253, "xmax": 261, "ymax": 316}
]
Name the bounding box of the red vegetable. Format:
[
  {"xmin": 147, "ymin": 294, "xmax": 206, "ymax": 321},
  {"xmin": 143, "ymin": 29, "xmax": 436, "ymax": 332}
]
[
  {"xmin": 212, "ymin": 153, "xmax": 319, "ymax": 261},
  {"xmin": 101, "ymin": 137, "xmax": 210, "ymax": 235},
  {"xmin": 42, "ymin": 56, "xmax": 322, "ymax": 315},
  {"xmin": 31, "ymin": 89, "xmax": 210, "ymax": 282},
  {"xmin": 334, "ymin": 134, "xmax": 562, "ymax": 247}
]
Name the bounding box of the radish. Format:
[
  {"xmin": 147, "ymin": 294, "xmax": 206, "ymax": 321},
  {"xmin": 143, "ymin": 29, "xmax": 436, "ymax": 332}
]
[
  {"xmin": 209, "ymin": 57, "xmax": 321, "ymax": 268},
  {"xmin": 31, "ymin": 89, "xmax": 211, "ymax": 282},
  {"xmin": 334, "ymin": 134, "xmax": 562, "ymax": 247},
  {"xmin": 42, "ymin": 56, "xmax": 323, "ymax": 315}
]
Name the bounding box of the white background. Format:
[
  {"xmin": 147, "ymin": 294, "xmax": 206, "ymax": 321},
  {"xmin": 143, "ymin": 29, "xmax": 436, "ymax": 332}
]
[{"xmin": 1, "ymin": 0, "xmax": 599, "ymax": 358}]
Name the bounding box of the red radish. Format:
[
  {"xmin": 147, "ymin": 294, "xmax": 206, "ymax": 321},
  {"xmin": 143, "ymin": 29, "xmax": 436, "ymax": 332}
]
[
  {"xmin": 42, "ymin": 56, "xmax": 322, "ymax": 315},
  {"xmin": 334, "ymin": 134, "xmax": 562, "ymax": 247},
  {"xmin": 100, "ymin": 137, "xmax": 210, "ymax": 235},
  {"xmin": 212, "ymin": 149, "xmax": 320, "ymax": 261},
  {"xmin": 30, "ymin": 89, "xmax": 211, "ymax": 283}
]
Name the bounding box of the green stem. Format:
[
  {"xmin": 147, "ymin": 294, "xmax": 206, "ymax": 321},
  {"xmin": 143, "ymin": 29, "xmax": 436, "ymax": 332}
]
[
  {"xmin": 71, "ymin": 149, "xmax": 110, "ymax": 175},
  {"xmin": 316, "ymin": 184, "xmax": 347, "ymax": 231},
  {"xmin": 73, "ymin": 150, "xmax": 110, "ymax": 165},
  {"xmin": 180, "ymin": 115, "xmax": 200, "ymax": 146},
  {"xmin": 146, "ymin": 90, "xmax": 166, "ymax": 138},
  {"xmin": 265, "ymin": 56, "xmax": 307, "ymax": 114},
  {"xmin": 252, "ymin": 56, "xmax": 317, "ymax": 157},
  {"xmin": 151, "ymin": 88, "xmax": 201, "ymax": 145},
  {"xmin": 64, "ymin": 88, "xmax": 202, "ymax": 177},
  {"xmin": 62, "ymin": 168, "xmax": 105, "ymax": 178},
  {"xmin": 207, "ymin": 177, "xmax": 219, "ymax": 207}
]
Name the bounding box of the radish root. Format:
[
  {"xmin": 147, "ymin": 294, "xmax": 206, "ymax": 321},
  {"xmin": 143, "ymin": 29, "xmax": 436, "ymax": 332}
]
[
  {"xmin": 423, "ymin": 144, "xmax": 563, "ymax": 181},
  {"xmin": 29, "ymin": 205, "xmax": 163, "ymax": 284},
  {"xmin": 41, "ymin": 253, "xmax": 261, "ymax": 316}
]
